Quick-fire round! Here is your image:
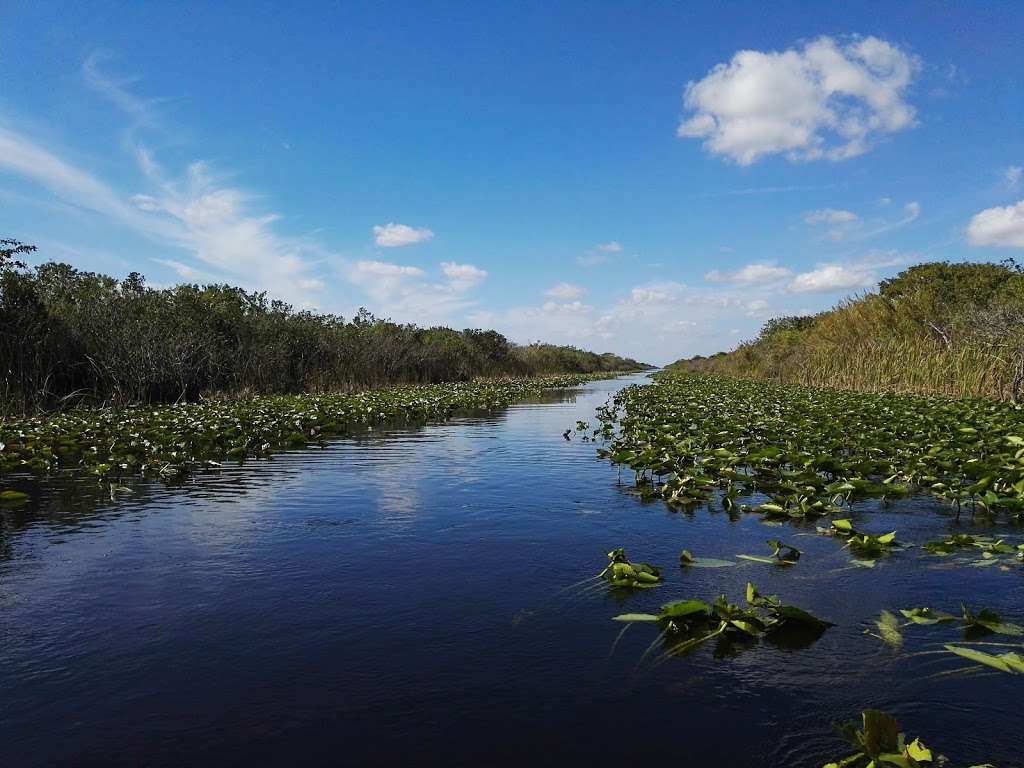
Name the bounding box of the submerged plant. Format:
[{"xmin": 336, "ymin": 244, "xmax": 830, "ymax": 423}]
[
  {"xmin": 737, "ymin": 539, "xmax": 802, "ymax": 566},
  {"xmin": 679, "ymin": 549, "xmax": 735, "ymax": 568},
  {"xmin": 960, "ymin": 603, "xmax": 1024, "ymax": 636}
]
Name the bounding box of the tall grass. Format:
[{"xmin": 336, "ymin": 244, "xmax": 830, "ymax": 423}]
[{"xmin": 672, "ymin": 261, "xmax": 1024, "ymax": 401}]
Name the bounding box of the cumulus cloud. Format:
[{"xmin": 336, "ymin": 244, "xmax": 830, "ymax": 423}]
[
  {"xmin": 373, "ymin": 222, "xmax": 434, "ymax": 247},
  {"xmin": 677, "ymin": 36, "xmax": 919, "ymax": 165},
  {"xmin": 545, "ymin": 282, "xmax": 586, "ymax": 300},
  {"xmin": 705, "ymin": 262, "xmax": 793, "ymax": 284},
  {"xmin": 804, "ymin": 208, "xmax": 858, "ymax": 225},
  {"xmin": 629, "ymin": 282, "xmax": 685, "ymax": 305},
  {"xmin": 342, "ymin": 259, "xmax": 488, "ymax": 326},
  {"xmin": 786, "ymin": 264, "xmax": 876, "ymax": 294},
  {"xmin": 597, "ymin": 241, "xmax": 622, "ymax": 253},
  {"xmin": 967, "ymin": 200, "xmax": 1024, "ymax": 249},
  {"xmin": 1004, "ymin": 165, "xmax": 1022, "ymax": 190},
  {"xmin": 440, "ymin": 261, "xmax": 487, "ymax": 290}
]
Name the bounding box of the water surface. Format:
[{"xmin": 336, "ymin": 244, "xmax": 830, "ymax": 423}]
[{"xmin": 2, "ymin": 374, "xmax": 1022, "ymax": 766}]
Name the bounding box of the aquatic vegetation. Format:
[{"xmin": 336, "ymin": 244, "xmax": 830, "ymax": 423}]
[
  {"xmin": 867, "ymin": 604, "xmax": 1022, "ymax": 650},
  {"xmin": 960, "ymin": 604, "xmax": 1024, "ymax": 636},
  {"xmin": 899, "ymin": 607, "xmax": 955, "ymax": 625},
  {"xmin": 868, "ymin": 610, "xmax": 904, "ymax": 648},
  {"xmin": 944, "ymin": 644, "xmax": 1024, "ymax": 675},
  {"xmin": 923, "ymin": 534, "xmax": 979, "ymax": 555},
  {"xmin": 824, "ymin": 710, "xmax": 935, "ymax": 768},
  {"xmin": 596, "ymin": 374, "xmax": 1024, "ymax": 525},
  {"xmin": 598, "ymin": 548, "xmax": 663, "ymax": 588},
  {"xmin": 612, "ymin": 582, "xmax": 831, "ymax": 657},
  {"xmin": 736, "ymin": 538, "xmax": 801, "ymax": 566},
  {"xmin": 679, "ymin": 549, "xmax": 735, "ymax": 568},
  {"xmin": 0, "ymin": 489, "xmax": 29, "ymax": 503},
  {"xmin": 0, "ymin": 374, "xmax": 610, "ymax": 481}
]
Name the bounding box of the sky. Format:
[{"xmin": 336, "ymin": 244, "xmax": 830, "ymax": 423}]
[{"xmin": 1, "ymin": 2, "xmax": 1022, "ymax": 365}]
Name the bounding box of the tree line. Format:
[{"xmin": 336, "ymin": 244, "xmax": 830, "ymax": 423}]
[
  {"xmin": 0, "ymin": 239, "xmax": 649, "ymax": 414},
  {"xmin": 671, "ymin": 260, "xmax": 1024, "ymax": 401}
]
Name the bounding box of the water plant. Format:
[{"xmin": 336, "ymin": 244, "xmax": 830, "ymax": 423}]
[
  {"xmin": 598, "ymin": 548, "xmax": 663, "ymax": 589},
  {"xmin": 944, "ymin": 644, "xmax": 1024, "ymax": 675},
  {"xmin": 736, "ymin": 538, "xmax": 802, "ymax": 566},
  {"xmin": 594, "ymin": 374, "xmax": 1024, "ymax": 530},
  {"xmin": 678, "ymin": 549, "xmax": 735, "ymax": 568},
  {"xmin": 611, "ymin": 582, "xmax": 831, "ymax": 657},
  {"xmin": 823, "ymin": 709, "xmax": 934, "ymax": 768},
  {"xmin": 960, "ymin": 604, "xmax": 1023, "ymax": 636},
  {"xmin": 0, "ymin": 375, "xmax": 613, "ymax": 482}
]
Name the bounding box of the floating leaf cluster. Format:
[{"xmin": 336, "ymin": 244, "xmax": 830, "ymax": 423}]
[
  {"xmin": 0, "ymin": 374, "xmax": 611, "ymax": 482},
  {"xmin": 825, "ymin": 709, "xmax": 935, "ymax": 768},
  {"xmin": 597, "ymin": 374, "xmax": 1024, "ymax": 519},
  {"xmin": 612, "ymin": 582, "xmax": 832, "ymax": 656},
  {"xmin": 598, "ymin": 547, "xmax": 663, "ymax": 588}
]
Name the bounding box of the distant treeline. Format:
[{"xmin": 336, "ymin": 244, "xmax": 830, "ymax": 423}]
[
  {"xmin": 0, "ymin": 239, "xmax": 649, "ymax": 413},
  {"xmin": 670, "ymin": 260, "xmax": 1024, "ymax": 401}
]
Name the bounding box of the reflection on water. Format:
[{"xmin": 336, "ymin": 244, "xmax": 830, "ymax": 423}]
[{"xmin": 1, "ymin": 374, "xmax": 1022, "ymax": 767}]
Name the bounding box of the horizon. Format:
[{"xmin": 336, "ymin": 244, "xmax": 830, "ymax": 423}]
[{"xmin": 2, "ymin": 2, "xmax": 1022, "ymax": 365}]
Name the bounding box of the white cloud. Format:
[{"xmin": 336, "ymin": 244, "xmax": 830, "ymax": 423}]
[
  {"xmin": 576, "ymin": 253, "xmax": 609, "ymax": 267},
  {"xmin": 351, "ymin": 260, "xmax": 425, "ymax": 280},
  {"xmin": 787, "ymin": 264, "xmax": 876, "ymax": 294},
  {"xmin": 804, "ymin": 208, "xmax": 858, "ymax": 225},
  {"xmin": 343, "ymin": 260, "xmax": 487, "ymax": 326},
  {"xmin": 1004, "ymin": 165, "xmax": 1022, "ymax": 190},
  {"xmin": 966, "ymin": 200, "xmax": 1024, "ymax": 249},
  {"xmin": 1, "ymin": 58, "xmax": 335, "ymax": 308},
  {"xmin": 541, "ymin": 300, "xmax": 593, "ymax": 315},
  {"xmin": 545, "ymin": 282, "xmax": 586, "ymax": 300},
  {"xmin": 576, "ymin": 241, "xmax": 625, "ymax": 267},
  {"xmin": 629, "ymin": 282, "xmax": 685, "ymax": 305},
  {"xmin": 678, "ymin": 36, "xmax": 919, "ymax": 165},
  {"xmin": 744, "ymin": 299, "xmax": 770, "ymax": 316},
  {"xmin": 372, "ymin": 222, "xmax": 434, "ymax": 247},
  {"xmin": 440, "ymin": 261, "xmax": 487, "ymax": 290},
  {"xmin": 705, "ymin": 262, "xmax": 793, "ymax": 284}
]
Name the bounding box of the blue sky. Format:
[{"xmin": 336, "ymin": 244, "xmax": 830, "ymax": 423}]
[{"xmin": 1, "ymin": 2, "xmax": 1022, "ymax": 364}]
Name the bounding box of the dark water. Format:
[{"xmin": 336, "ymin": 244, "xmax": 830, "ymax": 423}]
[{"xmin": 2, "ymin": 374, "xmax": 1022, "ymax": 767}]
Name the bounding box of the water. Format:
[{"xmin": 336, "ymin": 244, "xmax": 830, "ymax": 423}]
[{"xmin": 1, "ymin": 374, "xmax": 1022, "ymax": 767}]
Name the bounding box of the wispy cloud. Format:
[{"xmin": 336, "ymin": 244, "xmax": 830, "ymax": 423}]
[
  {"xmin": 1003, "ymin": 165, "xmax": 1022, "ymax": 191},
  {"xmin": 0, "ymin": 56, "xmax": 335, "ymax": 308},
  {"xmin": 576, "ymin": 241, "xmax": 625, "ymax": 267},
  {"xmin": 545, "ymin": 282, "xmax": 586, "ymax": 300},
  {"xmin": 692, "ymin": 184, "xmax": 837, "ymax": 199},
  {"xmin": 705, "ymin": 262, "xmax": 793, "ymax": 284}
]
